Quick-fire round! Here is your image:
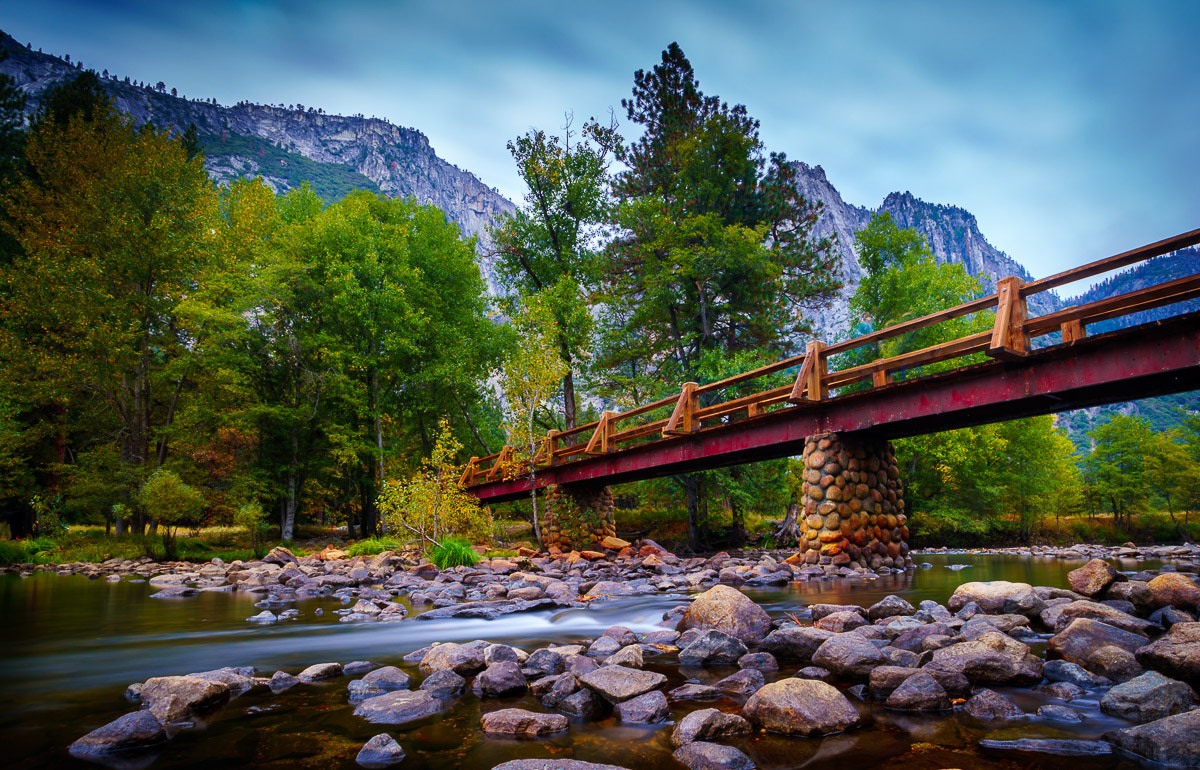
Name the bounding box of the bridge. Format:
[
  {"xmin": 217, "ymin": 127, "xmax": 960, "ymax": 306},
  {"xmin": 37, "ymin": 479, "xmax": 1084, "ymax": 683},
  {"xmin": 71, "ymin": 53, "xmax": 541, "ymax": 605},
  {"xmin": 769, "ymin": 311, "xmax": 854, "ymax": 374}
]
[{"xmin": 459, "ymin": 228, "xmax": 1200, "ymax": 561}]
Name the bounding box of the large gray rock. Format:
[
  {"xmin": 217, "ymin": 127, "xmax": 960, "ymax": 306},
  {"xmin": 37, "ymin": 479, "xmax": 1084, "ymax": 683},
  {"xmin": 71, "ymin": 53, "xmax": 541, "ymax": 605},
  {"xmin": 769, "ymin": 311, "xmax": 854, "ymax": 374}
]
[
  {"xmin": 811, "ymin": 632, "xmax": 886, "ymax": 680},
  {"xmin": 579, "ymin": 665, "xmax": 667, "ymax": 703},
  {"xmin": 885, "ymin": 672, "xmax": 949, "ymax": 711},
  {"xmin": 743, "ymin": 678, "xmax": 862, "ymax": 736},
  {"xmin": 1068, "ymin": 559, "xmax": 1121, "ymax": 597},
  {"xmin": 869, "ymin": 595, "xmax": 916, "ymax": 621},
  {"xmin": 678, "ymin": 585, "xmax": 772, "ymax": 644},
  {"xmin": 480, "ymin": 708, "xmax": 568, "ymax": 737},
  {"xmin": 926, "ymin": 632, "xmax": 1042, "ymax": 685},
  {"xmin": 557, "ymin": 687, "xmax": 611, "ymax": 720},
  {"xmin": 139, "ymin": 675, "xmax": 231, "ymax": 723},
  {"xmin": 1053, "ymin": 600, "xmax": 1156, "ymax": 636},
  {"xmin": 1099, "ymin": 671, "xmax": 1196, "ymax": 723},
  {"xmin": 614, "ymin": 690, "xmax": 669, "ymax": 723},
  {"xmin": 297, "ymin": 662, "xmax": 344, "ymax": 682},
  {"xmin": 353, "ymin": 690, "xmax": 445, "ymax": 725},
  {"xmin": 356, "ymin": 733, "xmax": 405, "ymax": 767},
  {"xmin": 68, "ymin": 711, "xmax": 168, "ymax": 759},
  {"xmin": 815, "ymin": 610, "xmax": 868, "ymax": 633},
  {"xmin": 419, "ymin": 643, "xmax": 485, "ymax": 676},
  {"xmin": 672, "ymin": 708, "xmax": 752, "ymax": 746},
  {"xmin": 492, "ymin": 762, "xmax": 629, "ymax": 770},
  {"xmin": 418, "ymin": 670, "xmax": 465, "ymax": 699},
  {"xmin": 713, "ymin": 669, "xmax": 765, "ymax": 696},
  {"xmin": 1048, "ymin": 618, "xmax": 1146, "ymax": 682},
  {"xmin": 679, "ymin": 630, "xmax": 748, "ymax": 667},
  {"xmin": 672, "ymin": 742, "xmax": 755, "ymax": 770},
  {"xmin": 1042, "ymin": 659, "xmax": 1100, "ymax": 688},
  {"xmin": 473, "ymin": 661, "xmax": 528, "ymax": 698},
  {"xmin": 1103, "ymin": 710, "xmax": 1200, "ymax": 767},
  {"xmin": 760, "ymin": 626, "xmax": 834, "ymax": 661},
  {"xmin": 948, "ymin": 581, "xmax": 1046, "ymax": 618},
  {"xmin": 1147, "ymin": 573, "xmax": 1200, "ymax": 610},
  {"xmin": 963, "ymin": 688, "xmax": 1024, "ymax": 719},
  {"xmin": 187, "ymin": 667, "xmax": 257, "ymax": 697},
  {"xmin": 1137, "ymin": 622, "xmax": 1200, "ymax": 688}
]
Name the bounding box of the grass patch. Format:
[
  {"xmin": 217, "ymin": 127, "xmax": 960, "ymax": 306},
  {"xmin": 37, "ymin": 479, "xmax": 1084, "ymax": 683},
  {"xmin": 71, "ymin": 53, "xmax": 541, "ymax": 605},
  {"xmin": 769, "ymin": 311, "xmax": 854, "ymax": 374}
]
[
  {"xmin": 429, "ymin": 537, "xmax": 481, "ymax": 569},
  {"xmin": 348, "ymin": 537, "xmax": 404, "ymax": 557}
]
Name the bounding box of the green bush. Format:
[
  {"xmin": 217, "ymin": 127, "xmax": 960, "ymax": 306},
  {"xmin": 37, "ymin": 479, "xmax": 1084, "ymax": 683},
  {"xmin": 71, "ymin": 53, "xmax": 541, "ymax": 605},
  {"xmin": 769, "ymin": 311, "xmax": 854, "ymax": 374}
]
[
  {"xmin": 234, "ymin": 502, "xmax": 270, "ymax": 558},
  {"xmin": 138, "ymin": 470, "xmax": 206, "ymax": 559},
  {"xmin": 0, "ymin": 540, "xmax": 29, "ymax": 565},
  {"xmin": 429, "ymin": 537, "xmax": 480, "ymax": 569},
  {"xmin": 348, "ymin": 537, "xmax": 403, "ymax": 557}
]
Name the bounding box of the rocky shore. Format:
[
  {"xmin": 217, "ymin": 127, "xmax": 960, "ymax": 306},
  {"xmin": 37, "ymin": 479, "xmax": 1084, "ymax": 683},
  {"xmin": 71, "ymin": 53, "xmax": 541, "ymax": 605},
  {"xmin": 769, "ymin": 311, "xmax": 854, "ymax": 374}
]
[{"xmin": 53, "ymin": 540, "xmax": 1200, "ymax": 769}]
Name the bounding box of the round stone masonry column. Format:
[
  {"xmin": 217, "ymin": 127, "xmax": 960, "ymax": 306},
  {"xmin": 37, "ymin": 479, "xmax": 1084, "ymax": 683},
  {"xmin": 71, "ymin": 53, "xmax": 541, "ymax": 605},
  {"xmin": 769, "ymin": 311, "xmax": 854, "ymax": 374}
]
[
  {"xmin": 794, "ymin": 433, "xmax": 911, "ymax": 571},
  {"xmin": 540, "ymin": 483, "xmax": 617, "ymax": 552}
]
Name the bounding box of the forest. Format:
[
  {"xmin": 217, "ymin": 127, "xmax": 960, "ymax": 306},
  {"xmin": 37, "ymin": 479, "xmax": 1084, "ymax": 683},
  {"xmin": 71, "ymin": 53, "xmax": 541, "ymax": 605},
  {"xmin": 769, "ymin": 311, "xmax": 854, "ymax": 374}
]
[{"xmin": 1, "ymin": 44, "xmax": 1198, "ymax": 564}]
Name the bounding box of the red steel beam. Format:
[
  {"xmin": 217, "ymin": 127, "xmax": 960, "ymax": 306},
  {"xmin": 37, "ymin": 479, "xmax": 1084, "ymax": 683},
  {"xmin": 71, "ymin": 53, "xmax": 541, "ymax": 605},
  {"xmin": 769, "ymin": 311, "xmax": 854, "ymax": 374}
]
[{"xmin": 470, "ymin": 312, "xmax": 1200, "ymax": 503}]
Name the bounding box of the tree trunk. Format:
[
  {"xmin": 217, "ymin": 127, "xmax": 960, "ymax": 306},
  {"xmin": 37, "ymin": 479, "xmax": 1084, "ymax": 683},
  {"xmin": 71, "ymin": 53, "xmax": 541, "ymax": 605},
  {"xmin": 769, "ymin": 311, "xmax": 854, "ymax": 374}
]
[
  {"xmin": 685, "ymin": 474, "xmax": 701, "ymax": 551},
  {"xmin": 372, "ymin": 367, "xmax": 385, "ymax": 534},
  {"xmin": 559, "ymin": 337, "xmax": 577, "ymax": 430},
  {"xmin": 774, "ymin": 503, "xmax": 800, "ymax": 545},
  {"xmin": 282, "ymin": 423, "xmax": 298, "ymax": 541}
]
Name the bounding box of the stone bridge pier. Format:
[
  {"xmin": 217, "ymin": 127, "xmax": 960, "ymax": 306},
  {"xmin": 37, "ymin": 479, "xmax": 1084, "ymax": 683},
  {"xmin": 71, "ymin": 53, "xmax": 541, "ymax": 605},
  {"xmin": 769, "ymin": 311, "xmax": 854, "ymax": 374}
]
[
  {"xmin": 541, "ymin": 483, "xmax": 617, "ymax": 552},
  {"xmin": 795, "ymin": 433, "xmax": 912, "ymax": 570}
]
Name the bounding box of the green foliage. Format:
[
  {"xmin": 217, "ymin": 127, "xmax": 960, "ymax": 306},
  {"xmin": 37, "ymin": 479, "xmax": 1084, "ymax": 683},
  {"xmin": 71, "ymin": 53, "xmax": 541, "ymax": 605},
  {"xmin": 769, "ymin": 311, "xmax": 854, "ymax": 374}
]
[
  {"xmin": 202, "ymin": 131, "xmax": 381, "ymax": 203},
  {"xmin": 0, "ymin": 539, "xmax": 30, "ymax": 565},
  {"xmin": 138, "ymin": 470, "xmax": 206, "ymax": 558},
  {"xmin": 233, "ymin": 502, "xmax": 270, "ymax": 558},
  {"xmin": 347, "ymin": 537, "xmax": 403, "ymax": 557},
  {"xmin": 429, "ymin": 537, "xmax": 481, "ymax": 569}
]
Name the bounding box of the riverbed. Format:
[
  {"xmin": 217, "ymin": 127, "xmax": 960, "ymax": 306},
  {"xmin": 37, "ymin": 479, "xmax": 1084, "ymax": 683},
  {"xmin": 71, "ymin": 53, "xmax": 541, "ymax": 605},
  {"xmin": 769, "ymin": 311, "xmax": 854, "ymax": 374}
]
[{"xmin": 0, "ymin": 553, "xmax": 1187, "ymax": 769}]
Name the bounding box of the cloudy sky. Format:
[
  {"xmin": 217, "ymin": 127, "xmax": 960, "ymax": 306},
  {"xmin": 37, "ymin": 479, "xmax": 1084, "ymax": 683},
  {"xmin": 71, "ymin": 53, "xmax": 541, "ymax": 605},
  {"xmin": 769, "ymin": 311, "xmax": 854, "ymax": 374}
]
[{"xmin": 6, "ymin": 0, "xmax": 1198, "ymax": 286}]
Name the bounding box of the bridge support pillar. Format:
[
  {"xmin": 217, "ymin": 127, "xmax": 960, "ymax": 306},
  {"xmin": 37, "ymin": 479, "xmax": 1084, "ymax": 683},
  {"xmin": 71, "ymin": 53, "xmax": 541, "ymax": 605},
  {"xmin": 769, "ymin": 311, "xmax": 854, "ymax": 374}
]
[
  {"xmin": 795, "ymin": 433, "xmax": 912, "ymax": 571},
  {"xmin": 541, "ymin": 484, "xmax": 617, "ymax": 552}
]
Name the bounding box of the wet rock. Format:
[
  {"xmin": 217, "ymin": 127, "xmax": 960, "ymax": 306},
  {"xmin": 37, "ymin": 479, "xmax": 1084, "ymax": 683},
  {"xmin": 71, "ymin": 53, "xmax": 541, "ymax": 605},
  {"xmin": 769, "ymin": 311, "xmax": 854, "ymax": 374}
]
[
  {"xmin": 1099, "ymin": 671, "xmax": 1196, "ymax": 723},
  {"xmin": 1048, "ymin": 618, "xmax": 1146, "ymax": 682},
  {"xmin": 815, "ymin": 610, "xmax": 869, "ymax": 633},
  {"xmin": 1042, "ymin": 659, "xmax": 1100, "ymax": 688},
  {"xmin": 491, "ymin": 761, "xmax": 629, "ymax": 770},
  {"xmin": 890, "ymin": 623, "xmax": 953, "ymax": 653},
  {"xmin": 263, "ymin": 546, "xmax": 298, "ymax": 566},
  {"xmin": 672, "ymin": 741, "xmax": 755, "ymax": 770},
  {"xmin": 738, "ymin": 652, "xmax": 778, "ymax": 671},
  {"xmin": 1054, "ymin": 600, "xmax": 1156, "ymax": 636},
  {"xmin": 579, "ymin": 665, "xmax": 666, "ymax": 703},
  {"xmin": 418, "ymin": 670, "xmax": 465, "ymax": 700},
  {"xmin": 885, "ymin": 671, "xmax": 949, "ymax": 710},
  {"xmin": 419, "ymin": 643, "xmax": 486, "ymax": 676},
  {"xmin": 557, "ymin": 687, "xmax": 611, "ymax": 720},
  {"xmin": 669, "ymin": 683, "xmax": 723, "ymax": 701},
  {"xmin": 139, "ymin": 675, "xmax": 231, "ymax": 723},
  {"xmin": 1068, "ymin": 559, "xmax": 1121, "ymax": 597},
  {"xmin": 869, "ymin": 595, "xmax": 916, "ymax": 621},
  {"xmin": 880, "ymin": 646, "xmax": 923, "ymax": 668},
  {"xmin": 979, "ymin": 738, "xmax": 1111, "ymax": 756},
  {"xmin": 536, "ymin": 673, "xmax": 580, "ymax": 708},
  {"xmin": 356, "ymin": 733, "xmax": 405, "ymax": 767},
  {"xmin": 297, "ymin": 662, "xmax": 344, "ymax": 683},
  {"xmin": 812, "ymin": 632, "xmax": 886, "ymax": 680},
  {"xmin": 1107, "ymin": 581, "xmax": 1156, "ymax": 614},
  {"xmin": 246, "ymin": 610, "xmax": 277, "ymax": 622},
  {"xmin": 480, "ymin": 708, "xmax": 569, "ymax": 737},
  {"xmin": 743, "ymin": 678, "xmax": 862, "ymax": 736},
  {"xmin": 948, "ymin": 581, "xmax": 1046, "ymax": 618},
  {"xmin": 927, "ymin": 632, "xmax": 1042, "ymax": 685},
  {"xmin": 1103, "ymin": 710, "xmax": 1200, "ymax": 767},
  {"xmin": 1037, "ymin": 681, "xmax": 1084, "ymax": 700},
  {"xmin": 671, "ymin": 708, "xmax": 752, "ymax": 746},
  {"xmin": 525, "ymin": 649, "xmax": 566, "ymax": 676},
  {"xmin": 1038, "ymin": 704, "xmax": 1084, "ymax": 722},
  {"xmin": 679, "ymin": 585, "xmax": 772, "ymax": 644},
  {"xmin": 354, "ymin": 690, "xmax": 445, "ymax": 725},
  {"xmin": 484, "ymin": 645, "xmax": 521, "ymax": 667},
  {"xmin": 604, "ymin": 645, "xmax": 643, "ymax": 669},
  {"xmin": 269, "ymin": 670, "xmax": 299, "ymax": 693},
  {"xmin": 1136, "ymin": 621, "xmax": 1200, "ymax": 687},
  {"xmin": 603, "ymin": 625, "xmax": 639, "ymax": 646},
  {"xmin": 68, "ymin": 710, "xmax": 168, "ymax": 759},
  {"xmin": 614, "ymin": 689, "xmax": 669, "ymax": 723},
  {"xmin": 679, "ymin": 630, "xmax": 748, "ymax": 667},
  {"xmin": 587, "ymin": 636, "xmax": 622, "ymax": 658},
  {"xmin": 1149, "ymin": 606, "xmax": 1196, "ymax": 629},
  {"xmin": 760, "ymin": 626, "xmax": 834, "ymax": 661},
  {"xmin": 963, "ymin": 688, "xmax": 1024, "ymax": 719},
  {"xmin": 1148, "ymin": 573, "xmax": 1200, "ymax": 610},
  {"xmin": 473, "ymin": 661, "xmax": 528, "ymax": 698},
  {"xmin": 188, "ymin": 667, "xmax": 257, "ymax": 697},
  {"xmin": 795, "ymin": 666, "xmax": 834, "ymax": 682},
  {"xmin": 714, "ymin": 669, "xmax": 765, "ymax": 696}
]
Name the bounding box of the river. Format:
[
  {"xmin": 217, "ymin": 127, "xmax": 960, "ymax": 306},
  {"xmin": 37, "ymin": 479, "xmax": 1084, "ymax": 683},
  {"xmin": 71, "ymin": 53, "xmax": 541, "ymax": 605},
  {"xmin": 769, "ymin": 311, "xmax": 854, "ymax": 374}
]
[{"xmin": 0, "ymin": 553, "xmax": 1182, "ymax": 769}]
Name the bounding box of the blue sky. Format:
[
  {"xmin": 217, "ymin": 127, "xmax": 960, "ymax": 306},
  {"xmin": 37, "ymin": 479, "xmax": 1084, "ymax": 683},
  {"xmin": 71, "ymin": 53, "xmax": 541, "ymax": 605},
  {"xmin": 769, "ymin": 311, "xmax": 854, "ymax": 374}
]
[{"xmin": 5, "ymin": 0, "xmax": 1198, "ymax": 286}]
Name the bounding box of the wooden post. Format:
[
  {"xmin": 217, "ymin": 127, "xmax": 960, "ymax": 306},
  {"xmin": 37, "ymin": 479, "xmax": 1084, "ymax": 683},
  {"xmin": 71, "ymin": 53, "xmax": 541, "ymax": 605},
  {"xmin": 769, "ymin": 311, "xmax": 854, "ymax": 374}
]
[
  {"xmin": 789, "ymin": 340, "xmax": 827, "ymax": 402},
  {"xmin": 1061, "ymin": 319, "xmax": 1086, "ymax": 344},
  {"xmin": 458, "ymin": 457, "xmax": 478, "ymax": 486},
  {"xmin": 663, "ymin": 382, "xmax": 699, "ymax": 436},
  {"xmin": 747, "ymin": 401, "xmax": 763, "ymax": 418},
  {"xmin": 546, "ymin": 429, "xmax": 560, "ymax": 465},
  {"xmin": 987, "ymin": 276, "xmax": 1030, "ymax": 360},
  {"xmin": 486, "ymin": 446, "xmax": 511, "ymax": 481},
  {"xmin": 872, "ymin": 370, "xmax": 890, "ymax": 388},
  {"xmin": 585, "ymin": 411, "xmax": 617, "ymax": 454}
]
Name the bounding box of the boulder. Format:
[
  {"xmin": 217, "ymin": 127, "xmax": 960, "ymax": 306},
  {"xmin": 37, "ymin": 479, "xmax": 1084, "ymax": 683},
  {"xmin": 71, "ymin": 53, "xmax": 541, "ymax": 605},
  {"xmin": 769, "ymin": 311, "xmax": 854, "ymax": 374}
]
[
  {"xmin": 738, "ymin": 652, "xmax": 778, "ymax": 671},
  {"xmin": 139, "ymin": 675, "xmax": 231, "ymax": 723},
  {"xmin": 713, "ymin": 669, "xmax": 765, "ymax": 697},
  {"xmin": 978, "ymin": 739, "xmax": 1111, "ymax": 757},
  {"xmin": 269, "ymin": 670, "xmax": 299, "ymax": 693},
  {"xmin": 356, "ymin": 733, "xmax": 405, "ymax": 768},
  {"xmin": 480, "ymin": 708, "xmax": 568, "ymax": 737},
  {"xmin": 1099, "ymin": 671, "xmax": 1196, "ymax": 723},
  {"xmin": 1103, "ymin": 710, "xmax": 1200, "ymax": 767},
  {"xmin": 885, "ymin": 671, "xmax": 949, "ymax": 711},
  {"xmin": 672, "ymin": 742, "xmax": 755, "ymax": 770},
  {"xmin": 1048, "ymin": 618, "xmax": 1146, "ymax": 682},
  {"xmin": 679, "ymin": 630, "xmax": 749, "ymax": 667},
  {"xmin": 68, "ymin": 711, "xmax": 168, "ymax": 759},
  {"xmin": 474, "ymin": 661, "xmax": 528, "ymax": 698},
  {"xmin": 678, "ymin": 585, "xmax": 772, "ymax": 644},
  {"xmin": 668, "ymin": 683, "xmax": 723, "ymax": 701},
  {"xmin": 354, "ymin": 690, "xmax": 445, "ymax": 725},
  {"xmin": 263, "ymin": 545, "xmax": 299, "ymax": 566},
  {"xmin": 948, "ymin": 581, "xmax": 1045, "ymax": 618},
  {"xmin": 815, "ymin": 610, "xmax": 869, "ymax": 633},
  {"xmin": 579, "ymin": 665, "xmax": 667, "ymax": 703},
  {"xmin": 418, "ymin": 670, "xmax": 465, "ymax": 699},
  {"xmin": 811, "ymin": 632, "xmax": 886, "ymax": 680},
  {"xmin": 557, "ymin": 687, "xmax": 611, "ymax": 720},
  {"xmin": 926, "ymin": 633, "xmax": 1042, "ymax": 685},
  {"xmin": 1136, "ymin": 621, "xmax": 1200, "ymax": 687},
  {"xmin": 1038, "ymin": 704, "xmax": 1084, "ymax": 722},
  {"xmin": 1107, "ymin": 581, "xmax": 1156, "ymax": 614},
  {"xmin": 963, "ymin": 688, "xmax": 1024, "ymax": 719},
  {"xmin": 614, "ymin": 690, "xmax": 669, "ymax": 723},
  {"xmin": 891, "ymin": 622, "xmax": 954, "ymax": 653},
  {"xmin": 525, "ymin": 648, "xmax": 566, "ymax": 676},
  {"xmin": 671, "ymin": 708, "xmax": 752, "ymax": 746},
  {"xmin": 604, "ymin": 644, "xmax": 644, "ymax": 669},
  {"xmin": 297, "ymin": 662, "xmax": 344, "ymax": 683},
  {"xmin": 587, "ymin": 636, "xmax": 622, "ymax": 658},
  {"xmin": 1042, "ymin": 659, "xmax": 1100, "ymax": 688},
  {"xmin": 1068, "ymin": 559, "xmax": 1121, "ymax": 597},
  {"xmin": 869, "ymin": 595, "xmax": 916, "ymax": 621},
  {"xmin": 760, "ymin": 626, "xmax": 834, "ymax": 661},
  {"xmin": 1148, "ymin": 573, "xmax": 1200, "ymax": 609},
  {"xmin": 492, "ymin": 762, "xmax": 629, "ymax": 770},
  {"xmin": 419, "ymin": 643, "xmax": 485, "ymax": 676},
  {"xmin": 743, "ymin": 678, "xmax": 862, "ymax": 736},
  {"xmin": 188, "ymin": 667, "xmax": 256, "ymax": 697},
  {"xmin": 1053, "ymin": 600, "xmax": 1156, "ymax": 636}
]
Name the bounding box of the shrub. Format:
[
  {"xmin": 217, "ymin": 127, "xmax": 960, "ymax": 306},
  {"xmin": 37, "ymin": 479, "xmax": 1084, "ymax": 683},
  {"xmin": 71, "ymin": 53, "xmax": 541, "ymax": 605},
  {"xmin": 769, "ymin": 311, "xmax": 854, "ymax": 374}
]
[
  {"xmin": 348, "ymin": 537, "xmax": 403, "ymax": 557},
  {"xmin": 234, "ymin": 502, "xmax": 270, "ymax": 558},
  {"xmin": 429, "ymin": 537, "xmax": 480, "ymax": 569},
  {"xmin": 138, "ymin": 470, "xmax": 206, "ymax": 559},
  {"xmin": 0, "ymin": 540, "xmax": 29, "ymax": 565}
]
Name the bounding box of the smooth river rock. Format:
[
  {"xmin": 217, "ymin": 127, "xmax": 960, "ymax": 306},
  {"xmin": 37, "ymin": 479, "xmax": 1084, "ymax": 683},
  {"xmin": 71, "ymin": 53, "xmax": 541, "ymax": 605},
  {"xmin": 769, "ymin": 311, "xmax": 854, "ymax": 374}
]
[
  {"xmin": 1103, "ymin": 710, "xmax": 1200, "ymax": 767},
  {"xmin": 1067, "ymin": 559, "xmax": 1121, "ymax": 597},
  {"xmin": 926, "ymin": 632, "xmax": 1042, "ymax": 685},
  {"xmin": 1136, "ymin": 621, "xmax": 1200, "ymax": 688},
  {"xmin": 1099, "ymin": 671, "xmax": 1196, "ymax": 723},
  {"xmin": 419, "ymin": 643, "xmax": 486, "ymax": 676},
  {"xmin": 948, "ymin": 581, "xmax": 1046, "ymax": 618},
  {"xmin": 579, "ymin": 665, "xmax": 667, "ymax": 703},
  {"xmin": 68, "ymin": 710, "xmax": 168, "ymax": 759},
  {"xmin": 678, "ymin": 585, "xmax": 772, "ymax": 645},
  {"xmin": 743, "ymin": 678, "xmax": 862, "ymax": 736},
  {"xmin": 139, "ymin": 675, "xmax": 231, "ymax": 723},
  {"xmin": 811, "ymin": 632, "xmax": 885, "ymax": 680},
  {"xmin": 1048, "ymin": 618, "xmax": 1146, "ymax": 682},
  {"xmin": 672, "ymin": 708, "xmax": 752, "ymax": 746},
  {"xmin": 480, "ymin": 708, "xmax": 568, "ymax": 737},
  {"xmin": 353, "ymin": 690, "xmax": 445, "ymax": 725},
  {"xmin": 672, "ymin": 741, "xmax": 756, "ymax": 770},
  {"xmin": 1147, "ymin": 573, "xmax": 1200, "ymax": 610},
  {"xmin": 356, "ymin": 733, "xmax": 405, "ymax": 767}
]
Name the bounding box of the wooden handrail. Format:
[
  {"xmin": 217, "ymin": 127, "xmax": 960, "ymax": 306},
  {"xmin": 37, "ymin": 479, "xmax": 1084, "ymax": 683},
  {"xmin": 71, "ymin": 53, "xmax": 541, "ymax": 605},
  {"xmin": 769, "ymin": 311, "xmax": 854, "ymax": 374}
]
[{"xmin": 1021, "ymin": 227, "xmax": 1200, "ymax": 297}]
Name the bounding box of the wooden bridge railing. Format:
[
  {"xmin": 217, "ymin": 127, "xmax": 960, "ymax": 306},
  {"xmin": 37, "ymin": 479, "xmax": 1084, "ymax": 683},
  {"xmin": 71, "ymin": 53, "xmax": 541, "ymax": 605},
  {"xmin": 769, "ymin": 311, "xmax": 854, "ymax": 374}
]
[{"xmin": 460, "ymin": 228, "xmax": 1200, "ymax": 488}]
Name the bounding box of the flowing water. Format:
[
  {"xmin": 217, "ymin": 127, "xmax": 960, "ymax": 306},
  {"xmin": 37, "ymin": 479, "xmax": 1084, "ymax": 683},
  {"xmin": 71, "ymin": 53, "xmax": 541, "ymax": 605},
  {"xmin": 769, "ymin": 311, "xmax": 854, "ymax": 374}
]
[{"xmin": 0, "ymin": 553, "xmax": 1183, "ymax": 769}]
